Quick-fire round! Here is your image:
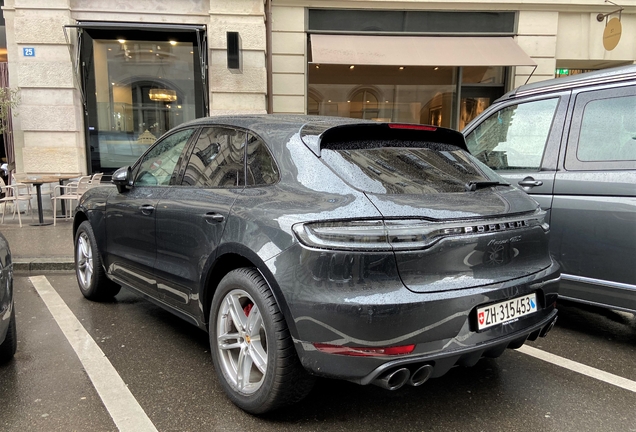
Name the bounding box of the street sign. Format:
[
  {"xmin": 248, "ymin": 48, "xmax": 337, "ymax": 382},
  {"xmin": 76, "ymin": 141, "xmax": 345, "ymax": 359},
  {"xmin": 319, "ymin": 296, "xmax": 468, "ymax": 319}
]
[{"xmin": 23, "ymin": 47, "xmax": 35, "ymax": 57}]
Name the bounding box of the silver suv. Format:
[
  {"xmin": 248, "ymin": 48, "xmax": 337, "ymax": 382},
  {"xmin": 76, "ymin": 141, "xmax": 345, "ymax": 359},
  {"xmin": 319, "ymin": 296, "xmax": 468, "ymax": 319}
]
[{"xmin": 464, "ymin": 65, "xmax": 636, "ymax": 313}]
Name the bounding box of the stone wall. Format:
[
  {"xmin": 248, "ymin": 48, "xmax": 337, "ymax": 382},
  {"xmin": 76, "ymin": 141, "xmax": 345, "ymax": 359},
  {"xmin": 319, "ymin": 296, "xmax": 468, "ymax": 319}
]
[{"xmin": 4, "ymin": 0, "xmax": 268, "ymax": 175}]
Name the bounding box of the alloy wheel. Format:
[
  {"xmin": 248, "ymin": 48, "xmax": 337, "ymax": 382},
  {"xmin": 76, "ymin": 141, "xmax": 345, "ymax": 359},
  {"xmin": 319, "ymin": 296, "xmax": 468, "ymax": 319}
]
[
  {"xmin": 216, "ymin": 289, "xmax": 268, "ymax": 395},
  {"xmin": 76, "ymin": 232, "xmax": 94, "ymax": 289}
]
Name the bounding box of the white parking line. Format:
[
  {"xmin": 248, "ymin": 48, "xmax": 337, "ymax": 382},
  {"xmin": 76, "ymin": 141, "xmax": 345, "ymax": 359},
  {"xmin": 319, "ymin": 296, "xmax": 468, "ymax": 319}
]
[
  {"xmin": 518, "ymin": 345, "xmax": 636, "ymax": 393},
  {"xmin": 30, "ymin": 275, "xmax": 158, "ymax": 432}
]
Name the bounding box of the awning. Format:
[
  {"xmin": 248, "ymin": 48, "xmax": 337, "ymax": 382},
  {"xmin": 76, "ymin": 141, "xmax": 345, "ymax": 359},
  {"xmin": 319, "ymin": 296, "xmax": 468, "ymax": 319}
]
[{"xmin": 310, "ymin": 34, "xmax": 536, "ymax": 67}]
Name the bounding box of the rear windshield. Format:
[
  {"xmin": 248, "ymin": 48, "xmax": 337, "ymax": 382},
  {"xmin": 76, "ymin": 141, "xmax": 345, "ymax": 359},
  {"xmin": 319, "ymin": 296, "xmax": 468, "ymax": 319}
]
[{"xmin": 320, "ymin": 143, "xmax": 502, "ymax": 194}]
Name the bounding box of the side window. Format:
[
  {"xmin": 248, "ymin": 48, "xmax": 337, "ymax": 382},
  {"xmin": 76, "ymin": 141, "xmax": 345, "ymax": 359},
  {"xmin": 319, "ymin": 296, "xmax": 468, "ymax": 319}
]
[
  {"xmin": 465, "ymin": 98, "xmax": 559, "ymax": 171},
  {"xmin": 576, "ymin": 94, "xmax": 636, "ymax": 162},
  {"xmin": 246, "ymin": 134, "xmax": 279, "ymax": 186},
  {"xmin": 135, "ymin": 129, "xmax": 194, "ymax": 186},
  {"xmin": 182, "ymin": 127, "xmax": 246, "ymax": 188}
]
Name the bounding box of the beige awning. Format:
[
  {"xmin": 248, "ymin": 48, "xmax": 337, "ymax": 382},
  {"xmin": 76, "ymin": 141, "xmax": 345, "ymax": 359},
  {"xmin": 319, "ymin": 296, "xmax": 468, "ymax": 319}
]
[{"xmin": 310, "ymin": 34, "xmax": 536, "ymax": 67}]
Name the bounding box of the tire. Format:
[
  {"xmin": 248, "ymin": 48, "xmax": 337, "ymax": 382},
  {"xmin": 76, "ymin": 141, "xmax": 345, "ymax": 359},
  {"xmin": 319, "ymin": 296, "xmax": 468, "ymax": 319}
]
[
  {"xmin": 0, "ymin": 305, "xmax": 17, "ymax": 363},
  {"xmin": 75, "ymin": 221, "xmax": 121, "ymax": 301},
  {"xmin": 209, "ymin": 268, "xmax": 315, "ymax": 414}
]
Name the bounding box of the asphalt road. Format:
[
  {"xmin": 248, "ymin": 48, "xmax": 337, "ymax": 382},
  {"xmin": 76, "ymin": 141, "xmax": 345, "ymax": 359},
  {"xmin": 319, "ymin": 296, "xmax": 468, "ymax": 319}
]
[{"xmin": 1, "ymin": 272, "xmax": 635, "ymax": 432}]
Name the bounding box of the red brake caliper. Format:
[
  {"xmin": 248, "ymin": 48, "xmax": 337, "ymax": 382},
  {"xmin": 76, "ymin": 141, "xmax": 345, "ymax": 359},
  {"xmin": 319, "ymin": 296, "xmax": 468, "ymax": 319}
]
[{"xmin": 243, "ymin": 303, "xmax": 253, "ymax": 317}]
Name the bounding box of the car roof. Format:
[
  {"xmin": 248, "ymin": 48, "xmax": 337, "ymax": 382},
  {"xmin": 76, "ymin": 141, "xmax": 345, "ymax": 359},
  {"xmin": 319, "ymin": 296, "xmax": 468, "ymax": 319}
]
[{"xmin": 498, "ymin": 64, "xmax": 636, "ymax": 101}]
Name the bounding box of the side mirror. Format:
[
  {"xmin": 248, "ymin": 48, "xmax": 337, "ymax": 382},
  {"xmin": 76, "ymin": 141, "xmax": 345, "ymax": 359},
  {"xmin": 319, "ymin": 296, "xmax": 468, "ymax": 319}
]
[{"xmin": 112, "ymin": 166, "xmax": 132, "ymax": 193}]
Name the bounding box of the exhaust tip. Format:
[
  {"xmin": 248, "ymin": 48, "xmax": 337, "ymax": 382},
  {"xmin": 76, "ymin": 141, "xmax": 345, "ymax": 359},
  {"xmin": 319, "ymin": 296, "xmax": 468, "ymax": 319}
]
[
  {"xmin": 540, "ymin": 316, "xmax": 558, "ymax": 337},
  {"xmin": 408, "ymin": 364, "xmax": 433, "ymax": 387},
  {"xmin": 372, "ymin": 367, "xmax": 410, "ymax": 391}
]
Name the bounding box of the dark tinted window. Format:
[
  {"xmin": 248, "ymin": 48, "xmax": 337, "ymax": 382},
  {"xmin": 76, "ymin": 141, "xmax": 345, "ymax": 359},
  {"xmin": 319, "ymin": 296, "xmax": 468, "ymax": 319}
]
[
  {"xmin": 134, "ymin": 128, "xmax": 194, "ymax": 186},
  {"xmin": 308, "ymin": 10, "xmax": 515, "ymax": 34},
  {"xmin": 182, "ymin": 127, "xmax": 246, "ymax": 188},
  {"xmin": 321, "ymin": 145, "xmax": 501, "ymax": 194},
  {"xmin": 246, "ymin": 134, "xmax": 279, "ymax": 186}
]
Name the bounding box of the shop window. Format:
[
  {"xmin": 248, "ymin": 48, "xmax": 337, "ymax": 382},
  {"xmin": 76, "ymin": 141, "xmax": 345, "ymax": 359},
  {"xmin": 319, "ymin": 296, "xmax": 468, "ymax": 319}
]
[
  {"xmin": 81, "ymin": 28, "xmax": 206, "ymax": 174},
  {"xmin": 308, "ymin": 64, "xmax": 457, "ymax": 127},
  {"xmin": 308, "ymin": 10, "xmax": 515, "ymax": 34},
  {"xmin": 350, "ymin": 88, "xmax": 381, "ymax": 120}
]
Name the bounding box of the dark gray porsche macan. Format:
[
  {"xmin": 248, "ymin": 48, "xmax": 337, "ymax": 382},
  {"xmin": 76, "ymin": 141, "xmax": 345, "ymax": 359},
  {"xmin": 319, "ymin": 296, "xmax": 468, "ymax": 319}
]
[{"xmin": 73, "ymin": 115, "xmax": 560, "ymax": 414}]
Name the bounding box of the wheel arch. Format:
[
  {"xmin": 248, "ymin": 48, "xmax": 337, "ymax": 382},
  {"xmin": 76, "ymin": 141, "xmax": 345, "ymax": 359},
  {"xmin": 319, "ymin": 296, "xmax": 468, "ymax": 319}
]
[
  {"xmin": 72, "ymin": 209, "xmax": 88, "ymax": 240},
  {"xmin": 201, "ymin": 243, "xmax": 298, "ymax": 339}
]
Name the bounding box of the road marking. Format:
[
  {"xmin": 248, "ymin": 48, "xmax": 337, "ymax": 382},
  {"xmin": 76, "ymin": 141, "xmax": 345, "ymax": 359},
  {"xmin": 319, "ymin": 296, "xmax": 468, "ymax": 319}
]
[
  {"xmin": 518, "ymin": 344, "xmax": 636, "ymax": 393},
  {"xmin": 30, "ymin": 275, "xmax": 158, "ymax": 432}
]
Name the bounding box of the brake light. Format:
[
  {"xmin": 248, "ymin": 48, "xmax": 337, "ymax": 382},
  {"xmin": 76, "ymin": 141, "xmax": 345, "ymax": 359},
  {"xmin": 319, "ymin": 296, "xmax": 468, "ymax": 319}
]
[
  {"xmin": 314, "ymin": 343, "xmax": 415, "ymax": 357},
  {"xmin": 388, "ymin": 123, "xmax": 437, "ymax": 131}
]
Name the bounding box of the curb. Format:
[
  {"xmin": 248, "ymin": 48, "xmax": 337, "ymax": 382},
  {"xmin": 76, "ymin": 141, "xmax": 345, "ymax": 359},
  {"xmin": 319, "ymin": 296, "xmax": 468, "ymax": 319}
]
[{"xmin": 13, "ymin": 258, "xmax": 75, "ymax": 272}]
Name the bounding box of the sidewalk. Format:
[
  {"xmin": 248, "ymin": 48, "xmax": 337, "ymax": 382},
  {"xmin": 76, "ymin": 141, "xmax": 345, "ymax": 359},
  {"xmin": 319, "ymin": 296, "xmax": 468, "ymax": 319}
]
[{"xmin": 0, "ymin": 210, "xmax": 75, "ymax": 271}]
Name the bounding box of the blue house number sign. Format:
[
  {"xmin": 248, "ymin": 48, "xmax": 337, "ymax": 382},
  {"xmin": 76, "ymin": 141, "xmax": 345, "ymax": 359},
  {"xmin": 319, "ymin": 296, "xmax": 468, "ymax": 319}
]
[{"xmin": 23, "ymin": 47, "xmax": 35, "ymax": 57}]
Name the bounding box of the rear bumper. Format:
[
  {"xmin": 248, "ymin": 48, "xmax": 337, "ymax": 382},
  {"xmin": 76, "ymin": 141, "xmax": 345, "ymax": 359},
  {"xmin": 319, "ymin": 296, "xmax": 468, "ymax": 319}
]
[
  {"xmin": 358, "ymin": 309, "xmax": 557, "ymax": 385},
  {"xmin": 275, "ymin": 248, "xmax": 560, "ymax": 382}
]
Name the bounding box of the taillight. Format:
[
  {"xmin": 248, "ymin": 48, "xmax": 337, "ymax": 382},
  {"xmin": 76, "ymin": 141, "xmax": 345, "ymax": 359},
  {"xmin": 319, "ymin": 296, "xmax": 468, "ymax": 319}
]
[
  {"xmin": 292, "ymin": 220, "xmax": 390, "ymax": 251},
  {"xmin": 292, "ymin": 210, "xmax": 548, "ymax": 251},
  {"xmin": 314, "ymin": 343, "xmax": 415, "ymax": 357}
]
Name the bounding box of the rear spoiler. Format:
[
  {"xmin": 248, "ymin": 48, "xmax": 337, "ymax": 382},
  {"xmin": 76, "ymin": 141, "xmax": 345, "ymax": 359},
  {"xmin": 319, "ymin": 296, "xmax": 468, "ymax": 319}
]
[{"xmin": 300, "ymin": 122, "xmax": 469, "ymax": 157}]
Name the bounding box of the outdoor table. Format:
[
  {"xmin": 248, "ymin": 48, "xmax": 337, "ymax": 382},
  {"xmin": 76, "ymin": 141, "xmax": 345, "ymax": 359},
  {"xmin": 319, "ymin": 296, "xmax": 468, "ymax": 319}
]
[{"xmin": 13, "ymin": 173, "xmax": 82, "ymax": 226}]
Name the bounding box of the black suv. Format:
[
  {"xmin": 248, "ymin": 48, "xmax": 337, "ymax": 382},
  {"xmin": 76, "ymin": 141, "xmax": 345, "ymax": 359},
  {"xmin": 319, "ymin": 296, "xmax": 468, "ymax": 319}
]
[
  {"xmin": 464, "ymin": 66, "xmax": 636, "ymax": 313},
  {"xmin": 74, "ymin": 116, "xmax": 559, "ymax": 413}
]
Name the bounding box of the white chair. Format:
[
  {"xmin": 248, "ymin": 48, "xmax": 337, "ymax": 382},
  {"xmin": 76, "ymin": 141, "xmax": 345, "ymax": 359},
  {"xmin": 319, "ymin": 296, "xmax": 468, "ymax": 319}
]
[
  {"xmin": 52, "ymin": 175, "xmax": 92, "ymax": 225},
  {"xmin": 9, "ymin": 176, "xmax": 34, "ymax": 221},
  {"xmin": 0, "ymin": 178, "xmax": 19, "ymax": 226},
  {"xmin": 89, "ymin": 172, "xmax": 103, "ymax": 185},
  {"xmin": 0, "ymin": 177, "xmax": 33, "ymax": 227}
]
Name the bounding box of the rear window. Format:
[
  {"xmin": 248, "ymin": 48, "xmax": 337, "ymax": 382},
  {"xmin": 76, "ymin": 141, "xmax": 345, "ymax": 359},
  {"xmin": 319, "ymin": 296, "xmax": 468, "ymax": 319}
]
[{"xmin": 320, "ymin": 142, "xmax": 501, "ymax": 194}]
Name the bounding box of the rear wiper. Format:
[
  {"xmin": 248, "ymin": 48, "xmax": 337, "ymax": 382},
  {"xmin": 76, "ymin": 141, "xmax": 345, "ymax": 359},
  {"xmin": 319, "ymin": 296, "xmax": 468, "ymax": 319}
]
[{"xmin": 465, "ymin": 180, "xmax": 510, "ymax": 192}]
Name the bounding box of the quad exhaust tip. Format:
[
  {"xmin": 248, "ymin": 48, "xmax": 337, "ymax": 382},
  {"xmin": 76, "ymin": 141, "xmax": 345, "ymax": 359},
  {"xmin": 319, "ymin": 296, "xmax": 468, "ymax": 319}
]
[
  {"xmin": 540, "ymin": 316, "xmax": 558, "ymax": 338},
  {"xmin": 372, "ymin": 364, "xmax": 434, "ymax": 390},
  {"xmin": 372, "ymin": 367, "xmax": 410, "ymax": 390},
  {"xmin": 408, "ymin": 364, "xmax": 433, "ymax": 387}
]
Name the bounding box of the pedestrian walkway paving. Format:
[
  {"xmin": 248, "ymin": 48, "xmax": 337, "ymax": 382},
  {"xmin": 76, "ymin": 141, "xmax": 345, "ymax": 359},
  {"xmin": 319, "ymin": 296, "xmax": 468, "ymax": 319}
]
[{"xmin": 0, "ymin": 210, "xmax": 74, "ymax": 271}]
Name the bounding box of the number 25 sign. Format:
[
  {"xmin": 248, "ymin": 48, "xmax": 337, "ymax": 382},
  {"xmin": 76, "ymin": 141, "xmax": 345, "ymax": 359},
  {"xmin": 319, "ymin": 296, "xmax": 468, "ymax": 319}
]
[{"xmin": 23, "ymin": 47, "xmax": 35, "ymax": 57}]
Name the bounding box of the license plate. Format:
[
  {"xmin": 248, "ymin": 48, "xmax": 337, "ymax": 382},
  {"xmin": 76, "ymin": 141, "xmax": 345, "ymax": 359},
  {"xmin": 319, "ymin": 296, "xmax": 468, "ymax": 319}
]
[{"xmin": 476, "ymin": 293, "xmax": 537, "ymax": 331}]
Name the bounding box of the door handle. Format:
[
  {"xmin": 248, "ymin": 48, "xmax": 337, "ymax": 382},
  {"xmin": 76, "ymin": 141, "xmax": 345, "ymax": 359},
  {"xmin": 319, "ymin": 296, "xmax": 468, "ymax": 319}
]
[
  {"xmin": 204, "ymin": 212, "xmax": 225, "ymax": 224},
  {"xmin": 139, "ymin": 204, "xmax": 155, "ymax": 215},
  {"xmin": 517, "ymin": 177, "xmax": 543, "ymax": 188}
]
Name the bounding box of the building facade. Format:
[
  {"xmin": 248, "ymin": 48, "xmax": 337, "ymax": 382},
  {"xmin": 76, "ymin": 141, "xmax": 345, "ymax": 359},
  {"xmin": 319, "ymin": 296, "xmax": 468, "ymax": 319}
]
[{"xmin": 3, "ymin": 0, "xmax": 635, "ymax": 176}]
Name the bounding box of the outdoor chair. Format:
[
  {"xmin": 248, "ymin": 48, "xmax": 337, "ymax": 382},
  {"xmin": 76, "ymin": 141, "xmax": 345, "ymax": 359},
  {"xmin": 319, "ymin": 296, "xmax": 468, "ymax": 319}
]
[
  {"xmin": 52, "ymin": 175, "xmax": 92, "ymax": 225},
  {"xmin": 10, "ymin": 175, "xmax": 35, "ymax": 219},
  {"xmin": 89, "ymin": 172, "xmax": 103, "ymax": 185},
  {"xmin": 0, "ymin": 177, "xmax": 33, "ymax": 227}
]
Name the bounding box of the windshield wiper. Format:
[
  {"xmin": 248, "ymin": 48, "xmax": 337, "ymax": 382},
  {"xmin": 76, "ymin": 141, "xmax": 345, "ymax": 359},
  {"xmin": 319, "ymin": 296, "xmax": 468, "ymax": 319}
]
[{"xmin": 465, "ymin": 180, "xmax": 510, "ymax": 192}]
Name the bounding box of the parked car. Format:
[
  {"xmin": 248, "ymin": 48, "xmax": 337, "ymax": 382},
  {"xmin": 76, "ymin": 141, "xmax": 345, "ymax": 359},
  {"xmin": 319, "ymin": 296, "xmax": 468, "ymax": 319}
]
[
  {"xmin": 0, "ymin": 232, "xmax": 16, "ymax": 363},
  {"xmin": 73, "ymin": 116, "xmax": 559, "ymax": 413},
  {"xmin": 463, "ymin": 65, "xmax": 636, "ymax": 313}
]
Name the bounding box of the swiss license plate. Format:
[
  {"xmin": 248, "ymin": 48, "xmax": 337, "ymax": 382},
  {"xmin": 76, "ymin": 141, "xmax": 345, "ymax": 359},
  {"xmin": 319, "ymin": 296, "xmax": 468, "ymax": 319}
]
[{"xmin": 476, "ymin": 293, "xmax": 538, "ymax": 331}]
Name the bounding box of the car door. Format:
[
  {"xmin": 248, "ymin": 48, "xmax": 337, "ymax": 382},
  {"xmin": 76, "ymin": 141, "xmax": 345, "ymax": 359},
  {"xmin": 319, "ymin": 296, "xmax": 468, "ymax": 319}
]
[
  {"xmin": 464, "ymin": 93, "xmax": 569, "ymax": 221},
  {"xmin": 154, "ymin": 126, "xmax": 246, "ymax": 319},
  {"xmin": 551, "ymin": 84, "xmax": 636, "ymax": 311},
  {"xmin": 105, "ymin": 128, "xmax": 196, "ymax": 296}
]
